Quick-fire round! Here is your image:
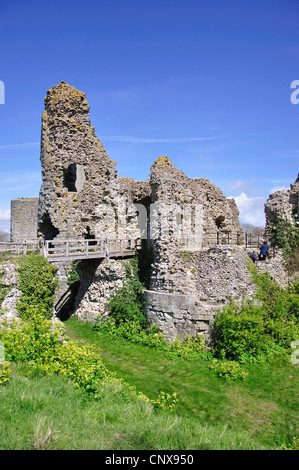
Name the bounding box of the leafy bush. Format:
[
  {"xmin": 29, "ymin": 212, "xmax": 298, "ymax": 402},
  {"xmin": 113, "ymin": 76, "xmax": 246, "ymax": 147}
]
[
  {"xmin": 0, "ymin": 315, "xmax": 110, "ymax": 396},
  {"xmin": 213, "ymin": 266, "xmax": 299, "ymax": 363},
  {"xmin": 109, "ymin": 258, "xmax": 146, "ymax": 328},
  {"xmin": 66, "ymin": 260, "xmax": 80, "ymax": 286},
  {"xmin": 0, "ymin": 361, "xmax": 10, "ymax": 385},
  {"xmin": 16, "ymin": 254, "xmax": 58, "ymax": 320},
  {"xmin": 94, "ymin": 315, "xmax": 212, "ymax": 362},
  {"xmin": 209, "ymin": 359, "xmax": 249, "ymax": 382},
  {"xmin": 94, "ymin": 315, "xmax": 166, "ymax": 349},
  {"xmin": 268, "ymin": 213, "xmax": 299, "ymax": 272},
  {"xmin": 166, "ymin": 334, "xmax": 211, "ymax": 361},
  {"xmin": 213, "ymin": 301, "xmax": 275, "ymax": 362}
]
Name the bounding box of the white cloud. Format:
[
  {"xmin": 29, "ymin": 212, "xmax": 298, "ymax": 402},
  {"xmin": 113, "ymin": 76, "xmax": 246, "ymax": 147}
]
[{"xmin": 228, "ymin": 193, "xmax": 266, "ymax": 227}]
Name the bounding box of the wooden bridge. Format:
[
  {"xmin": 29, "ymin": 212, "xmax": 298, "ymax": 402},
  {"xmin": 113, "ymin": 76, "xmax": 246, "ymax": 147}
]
[{"xmin": 0, "ymin": 238, "xmax": 141, "ymax": 263}]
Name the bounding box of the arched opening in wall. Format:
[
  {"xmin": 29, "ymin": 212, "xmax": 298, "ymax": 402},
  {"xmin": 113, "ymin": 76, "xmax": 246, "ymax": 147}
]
[
  {"xmin": 39, "ymin": 213, "xmax": 59, "ymax": 240},
  {"xmin": 134, "ymin": 195, "xmax": 152, "ymax": 240},
  {"xmin": 63, "ymin": 164, "xmax": 86, "ymax": 192}
]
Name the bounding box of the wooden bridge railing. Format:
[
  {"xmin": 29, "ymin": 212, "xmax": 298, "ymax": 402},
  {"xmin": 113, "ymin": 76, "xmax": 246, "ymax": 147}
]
[
  {"xmin": 42, "ymin": 238, "xmax": 141, "ymax": 261},
  {"xmin": 0, "ymin": 238, "xmax": 141, "ymax": 262},
  {"xmin": 0, "ymin": 241, "xmax": 40, "ymax": 256}
]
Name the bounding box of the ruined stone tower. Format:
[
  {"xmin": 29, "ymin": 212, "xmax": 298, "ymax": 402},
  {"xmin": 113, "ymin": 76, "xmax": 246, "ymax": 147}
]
[{"xmin": 38, "ymin": 81, "xmax": 121, "ymax": 240}]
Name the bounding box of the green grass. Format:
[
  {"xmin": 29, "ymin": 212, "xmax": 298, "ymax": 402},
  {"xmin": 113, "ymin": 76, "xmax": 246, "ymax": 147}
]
[
  {"xmin": 0, "ymin": 316, "xmax": 298, "ymax": 450},
  {"xmin": 0, "ymin": 362, "xmax": 266, "ymax": 450},
  {"xmin": 63, "ymin": 317, "xmax": 299, "ymax": 450}
]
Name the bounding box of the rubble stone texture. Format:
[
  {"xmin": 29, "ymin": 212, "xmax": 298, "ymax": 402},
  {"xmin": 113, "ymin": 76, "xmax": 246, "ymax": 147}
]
[
  {"xmin": 0, "ymin": 261, "xmax": 21, "ymax": 321},
  {"xmin": 148, "ymin": 157, "xmax": 244, "ymax": 295},
  {"xmin": 74, "ymin": 258, "xmax": 127, "ymax": 323},
  {"xmin": 265, "ymin": 174, "xmax": 299, "ymax": 230}
]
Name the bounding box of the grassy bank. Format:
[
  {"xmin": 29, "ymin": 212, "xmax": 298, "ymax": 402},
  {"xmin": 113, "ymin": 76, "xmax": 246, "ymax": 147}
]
[
  {"xmin": 64, "ymin": 316, "xmax": 299, "ymax": 450},
  {"xmin": 0, "ymin": 361, "xmax": 264, "ymax": 450},
  {"xmin": 1, "ymin": 254, "xmax": 298, "ymax": 450},
  {"xmin": 0, "ymin": 315, "xmax": 297, "ymax": 450}
]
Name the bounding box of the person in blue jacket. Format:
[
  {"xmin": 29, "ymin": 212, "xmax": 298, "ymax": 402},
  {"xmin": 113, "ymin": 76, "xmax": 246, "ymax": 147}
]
[{"xmin": 259, "ymin": 241, "xmax": 269, "ymax": 260}]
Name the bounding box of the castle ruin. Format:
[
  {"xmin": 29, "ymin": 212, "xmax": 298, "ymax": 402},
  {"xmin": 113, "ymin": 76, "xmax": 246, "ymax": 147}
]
[{"xmin": 10, "ymin": 81, "xmax": 291, "ymax": 342}]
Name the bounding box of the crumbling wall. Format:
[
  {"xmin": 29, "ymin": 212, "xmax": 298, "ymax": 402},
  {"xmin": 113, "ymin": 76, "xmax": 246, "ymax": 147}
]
[
  {"xmin": 265, "ymin": 174, "xmax": 299, "ymax": 233},
  {"xmin": 144, "ymin": 245, "xmax": 258, "ymax": 342},
  {"xmin": 38, "ymin": 81, "xmax": 140, "ymax": 242},
  {"xmin": 0, "ymin": 261, "xmax": 21, "ymax": 321},
  {"xmin": 148, "ymin": 156, "xmax": 243, "ymax": 293},
  {"xmin": 74, "ymin": 258, "xmax": 127, "ymax": 323}
]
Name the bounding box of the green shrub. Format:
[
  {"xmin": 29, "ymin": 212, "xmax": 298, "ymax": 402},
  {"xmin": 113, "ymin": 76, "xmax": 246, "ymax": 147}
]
[
  {"xmin": 94, "ymin": 315, "xmax": 166, "ymax": 349},
  {"xmin": 0, "ymin": 315, "xmax": 110, "ymax": 396},
  {"xmin": 166, "ymin": 334, "xmax": 211, "ymax": 361},
  {"xmin": 209, "ymin": 359, "xmax": 249, "ymax": 382},
  {"xmin": 213, "ymin": 265, "xmax": 299, "ymax": 363},
  {"xmin": 94, "ymin": 316, "xmax": 213, "ymax": 362},
  {"xmin": 0, "ymin": 361, "xmax": 10, "ymax": 385},
  {"xmin": 268, "ymin": 213, "xmax": 299, "ymax": 261},
  {"xmin": 109, "ymin": 258, "xmax": 146, "ymax": 328},
  {"xmin": 213, "ymin": 301, "xmax": 275, "ymax": 362},
  {"xmin": 16, "ymin": 254, "xmax": 58, "ymax": 320},
  {"xmin": 66, "ymin": 260, "xmax": 80, "ymax": 286}
]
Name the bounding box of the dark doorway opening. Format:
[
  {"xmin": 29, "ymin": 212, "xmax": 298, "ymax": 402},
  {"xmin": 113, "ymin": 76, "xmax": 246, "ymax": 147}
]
[
  {"xmin": 215, "ymin": 215, "xmax": 225, "ymax": 230},
  {"xmin": 39, "ymin": 213, "xmax": 59, "ymax": 240},
  {"xmin": 63, "ymin": 164, "xmax": 77, "ymax": 192}
]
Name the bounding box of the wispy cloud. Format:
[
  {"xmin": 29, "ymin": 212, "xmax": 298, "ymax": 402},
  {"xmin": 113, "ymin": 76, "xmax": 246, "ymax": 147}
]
[
  {"xmin": 101, "ymin": 135, "xmax": 226, "ymax": 144},
  {"xmin": 0, "ymin": 171, "xmax": 41, "ymax": 192},
  {"xmin": 227, "ymin": 179, "xmax": 264, "ymax": 195},
  {"xmin": 0, "ymin": 142, "xmax": 39, "ymax": 150}
]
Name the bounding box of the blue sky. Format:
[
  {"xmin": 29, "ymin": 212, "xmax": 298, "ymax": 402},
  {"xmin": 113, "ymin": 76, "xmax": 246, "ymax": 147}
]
[{"xmin": 0, "ymin": 0, "xmax": 298, "ymax": 233}]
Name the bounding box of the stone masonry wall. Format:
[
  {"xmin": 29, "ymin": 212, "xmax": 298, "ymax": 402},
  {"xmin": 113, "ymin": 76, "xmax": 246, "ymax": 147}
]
[
  {"xmin": 144, "ymin": 245, "xmax": 258, "ymax": 342},
  {"xmin": 38, "ymin": 81, "xmax": 140, "ymax": 242},
  {"xmin": 144, "ymin": 290, "xmax": 216, "ymax": 342},
  {"xmin": 265, "ymin": 174, "xmax": 299, "ymax": 233},
  {"xmin": 74, "ymin": 258, "xmax": 127, "ymax": 323},
  {"xmin": 11, "ymin": 198, "xmax": 39, "ymax": 242}
]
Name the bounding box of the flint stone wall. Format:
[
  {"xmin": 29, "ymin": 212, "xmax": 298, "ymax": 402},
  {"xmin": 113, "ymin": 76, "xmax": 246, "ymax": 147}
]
[
  {"xmin": 265, "ymin": 174, "xmax": 299, "ymax": 231},
  {"xmin": 144, "ymin": 245, "xmax": 259, "ymax": 342},
  {"xmin": 0, "ymin": 261, "xmax": 21, "ymax": 321},
  {"xmin": 74, "ymin": 258, "xmax": 127, "ymax": 323}
]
